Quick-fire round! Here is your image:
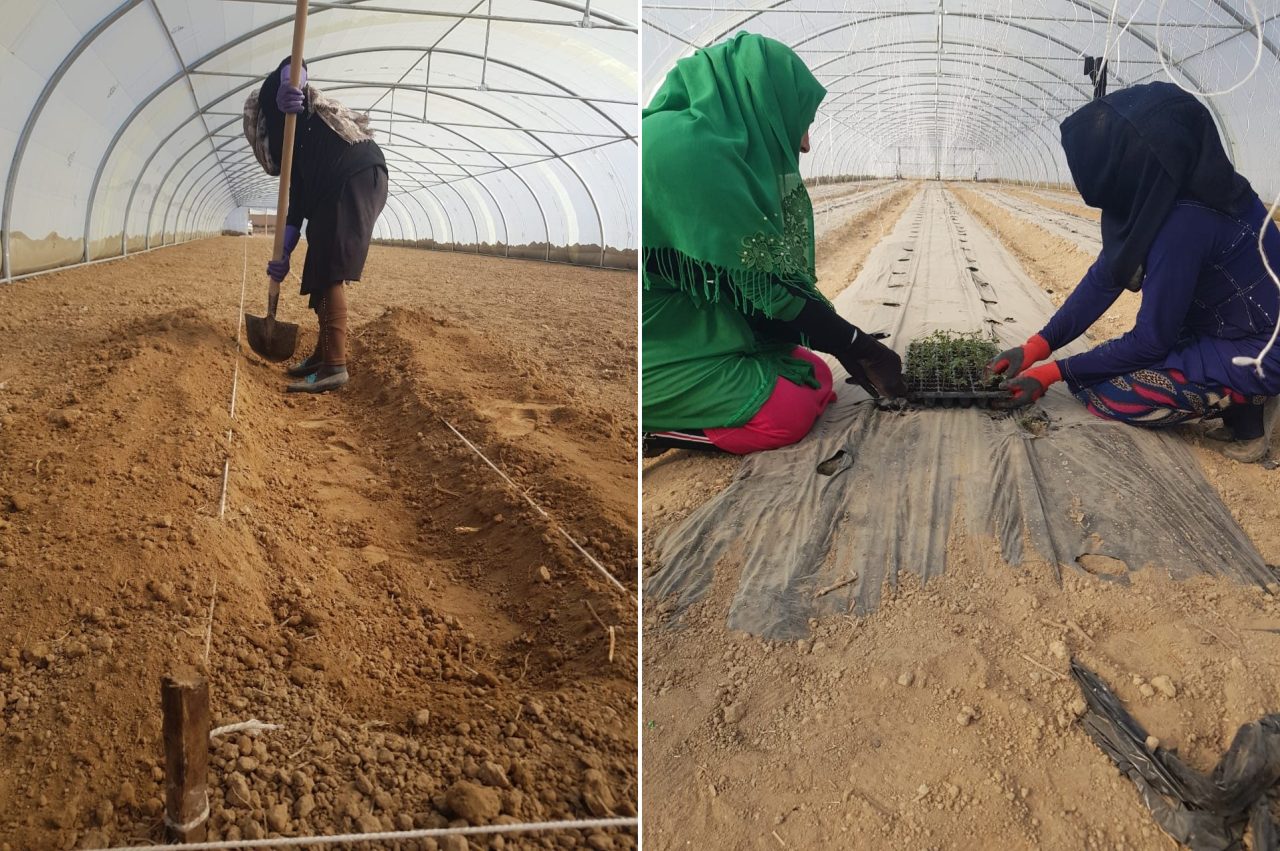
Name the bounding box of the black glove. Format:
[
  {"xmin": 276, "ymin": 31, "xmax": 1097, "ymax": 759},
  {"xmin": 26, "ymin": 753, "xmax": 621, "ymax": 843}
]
[
  {"xmin": 785, "ymin": 300, "xmax": 907, "ymax": 399},
  {"xmin": 841, "ymin": 330, "xmax": 908, "ymax": 399}
]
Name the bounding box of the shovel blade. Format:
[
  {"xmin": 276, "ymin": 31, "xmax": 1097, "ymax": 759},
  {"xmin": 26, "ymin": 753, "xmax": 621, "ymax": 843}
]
[{"xmin": 244, "ymin": 312, "xmax": 299, "ymax": 362}]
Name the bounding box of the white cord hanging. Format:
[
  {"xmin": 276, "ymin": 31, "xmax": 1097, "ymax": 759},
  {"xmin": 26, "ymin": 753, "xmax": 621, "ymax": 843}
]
[
  {"xmin": 1230, "ymin": 189, "xmax": 1280, "ymax": 379},
  {"xmin": 1156, "ymin": 0, "xmax": 1264, "ymax": 98}
]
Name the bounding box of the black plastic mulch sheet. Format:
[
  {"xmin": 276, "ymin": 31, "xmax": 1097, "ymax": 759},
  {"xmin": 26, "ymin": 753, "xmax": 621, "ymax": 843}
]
[
  {"xmin": 646, "ymin": 186, "xmax": 1271, "ymax": 640},
  {"xmin": 1072, "ymin": 660, "xmax": 1280, "ymax": 850}
]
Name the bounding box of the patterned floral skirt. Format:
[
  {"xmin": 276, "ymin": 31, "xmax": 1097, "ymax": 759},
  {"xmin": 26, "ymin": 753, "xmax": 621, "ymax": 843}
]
[{"xmin": 1074, "ymin": 368, "xmax": 1265, "ymax": 428}]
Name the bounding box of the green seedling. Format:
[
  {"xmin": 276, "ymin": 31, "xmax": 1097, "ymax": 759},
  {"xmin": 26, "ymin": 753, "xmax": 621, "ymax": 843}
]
[{"xmin": 904, "ymin": 330, "xmax": 1001, "ymax": 395}]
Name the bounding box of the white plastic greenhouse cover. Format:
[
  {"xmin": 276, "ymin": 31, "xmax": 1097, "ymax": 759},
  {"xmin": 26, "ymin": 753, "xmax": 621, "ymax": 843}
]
[
  {"xmin": 1, "ymin": 0, "xmax": 637, "ymax": 279},
  {"xmin": 643, "ymin": 1, "xmax": 1279, "ymax": 199}
]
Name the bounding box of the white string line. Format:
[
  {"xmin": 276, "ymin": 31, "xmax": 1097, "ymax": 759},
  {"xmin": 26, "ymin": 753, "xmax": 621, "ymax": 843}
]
[
  {"xmin": 209, "ymin": 719, "xmax": 281, "ymax": 739},
  {"xmin": 1103, "ymin": 0, "xmax": 1148, "ymax": 67},
  {"xmin": 1101, "ymin": 0, "xmax": 1122, "ymax": 68},
  {"xmin": 162, "ymin": 792, "xmax": 210, "ymax": 834},
  {"xmin": 202, "ymin": 579, "xmax": 218, "ymax": 666},
  {"xmin": 229, "ymin": 364, "xmax": 241, "ymax": 420},
  {"xmin": 1232, "ymin": 189, "xmax": 1280, "ymax": 378},
  {"xmin": 217, "ymin": 457, "xmax": 231, "ymax": 521},
  {"xmin": 235, "ymin": 235, "xmax": 249, "ymax": 347},
  {"xmin": 440, "ymin": 419, "xmax": 632, "ymax": 597},
  {"xmin": 218, "ymin": 238, "xmax": 251, "ymax": 520},
  {"xmin": 83, "ymin": 816, "xmax": 638, "ymax": 851}
]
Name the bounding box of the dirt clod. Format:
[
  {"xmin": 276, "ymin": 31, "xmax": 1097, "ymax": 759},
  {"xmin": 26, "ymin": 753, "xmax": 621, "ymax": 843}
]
[
  {"xmin": 0, "ymin": 238, "xmax": 637, "ymax": 848},
  {"xmin": 582, "ymin": 769, "xmax": 617, "ymax": 817},
  {"xmin": 444, "ymin": 781, "xmax": 501, "ymax": 823}
]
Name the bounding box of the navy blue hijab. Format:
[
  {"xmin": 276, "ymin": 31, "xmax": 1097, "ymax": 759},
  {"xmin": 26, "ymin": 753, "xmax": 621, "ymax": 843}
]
[
  {"xmin": 1060, "ymin": 81, "xmax": 1252, "ymax": 291},
  {"xmin": 258, "ymin": 57, "xmax": 308, "ymax": 174}
]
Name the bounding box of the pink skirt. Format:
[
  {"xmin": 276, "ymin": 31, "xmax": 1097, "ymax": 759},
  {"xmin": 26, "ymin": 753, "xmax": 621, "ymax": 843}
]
[{"xmin": 704, "ymin": 347, "xmax": 836, "ymax": 454}]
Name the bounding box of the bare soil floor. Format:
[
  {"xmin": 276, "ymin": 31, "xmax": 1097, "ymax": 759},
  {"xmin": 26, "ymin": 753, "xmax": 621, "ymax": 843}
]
[
  {"xmin": 0, "ymin": 238, "xmax": 637, "ymax": 850},
  {"xmin": 643, "ymin": 181, "xmax": 1280, "ymax": 850}
]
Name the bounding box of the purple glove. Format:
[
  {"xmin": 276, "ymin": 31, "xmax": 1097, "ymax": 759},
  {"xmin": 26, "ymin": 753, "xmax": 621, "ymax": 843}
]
[
  {"xmin": 276, "ymin": 65, "xmax": 307, "ymax": 114},
  {"xmin": 266, "ymin": 225, "xmax": 301, "ymax": 282}
]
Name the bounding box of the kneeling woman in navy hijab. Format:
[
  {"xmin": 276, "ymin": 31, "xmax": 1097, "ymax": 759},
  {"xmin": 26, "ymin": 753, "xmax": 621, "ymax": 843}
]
[{"xmin": 990, "ymin": 82, "xmax": 1280, "ymax": 463}]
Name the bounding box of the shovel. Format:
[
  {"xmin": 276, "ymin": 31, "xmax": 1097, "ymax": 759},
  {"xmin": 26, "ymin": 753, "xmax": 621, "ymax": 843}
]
[{"xmin": 245, "ymin": 0, "xmax": 308, "ymax": 362}]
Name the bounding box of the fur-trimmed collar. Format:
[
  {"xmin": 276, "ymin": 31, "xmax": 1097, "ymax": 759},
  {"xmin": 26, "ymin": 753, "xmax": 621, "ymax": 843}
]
[{"xmin": 243, "ymin": 84, "xmax": 375, "ymax": 175}]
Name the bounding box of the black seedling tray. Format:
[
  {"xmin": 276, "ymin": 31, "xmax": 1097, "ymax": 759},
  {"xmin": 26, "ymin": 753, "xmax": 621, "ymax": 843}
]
[
  {"xmin": 904, "ymin": 332, "xmax": 1005, "ymax": 408},
  {"xmin": 908, "ymin": 384, "xmax": 1007, "ymax": 407}
]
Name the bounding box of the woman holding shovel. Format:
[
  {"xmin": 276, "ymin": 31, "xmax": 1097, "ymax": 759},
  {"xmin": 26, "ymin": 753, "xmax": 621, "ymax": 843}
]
[
  {"xmin": 641, "ymin": 33, "xmax": 906, "ymax": 456},
  {"xmin": 243, "ymin": 57, "xmax": 388, "ymax": 393},
  {"xmin": 989, "ymin": 82, "xmax": 1280, "ymax": 463}
]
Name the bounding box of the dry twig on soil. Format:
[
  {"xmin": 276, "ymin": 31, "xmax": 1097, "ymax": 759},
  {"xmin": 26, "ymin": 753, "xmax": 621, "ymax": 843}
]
[{"xmin": 815, "ymin": 573, "xmax": 859, "ymax": 598}]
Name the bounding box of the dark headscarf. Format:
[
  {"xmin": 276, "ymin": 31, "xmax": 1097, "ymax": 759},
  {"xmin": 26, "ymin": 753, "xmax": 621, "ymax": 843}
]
[
  {"xmin": 1060, "ymin": 81, "xmax": 1252, "ymax": 291},
  {"xmin": 258, "ymin": 57, "xmax": 308, "ymax": 171}
]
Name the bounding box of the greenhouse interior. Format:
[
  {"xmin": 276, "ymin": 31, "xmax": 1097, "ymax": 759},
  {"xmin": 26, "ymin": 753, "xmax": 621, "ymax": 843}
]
[
  {"xmin": 640, "ymin": 4, "xmax": 1280, "ymax": 850},
  {"xmin": 3, "ymin": 0, "xmax": 638, "ymax": 279},
  {"xmin": 0, "ymin": 2, "xmax": 639, "ymax": 849},
  {"xmin": 644, "ymin": 0, "xmax": 1278, "ymax": 195}
]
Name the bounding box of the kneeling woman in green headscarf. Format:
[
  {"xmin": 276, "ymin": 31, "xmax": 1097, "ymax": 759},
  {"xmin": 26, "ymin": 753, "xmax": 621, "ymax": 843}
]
[{"xmin": 642, "ymin": 33, "xmax": 906, "ymax": 456}]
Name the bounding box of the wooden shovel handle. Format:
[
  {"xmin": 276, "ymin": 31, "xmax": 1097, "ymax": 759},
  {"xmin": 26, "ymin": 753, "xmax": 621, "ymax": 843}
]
[{"xmin": 270, "ymin": 0, "xmax": 309, "ymax": 264}]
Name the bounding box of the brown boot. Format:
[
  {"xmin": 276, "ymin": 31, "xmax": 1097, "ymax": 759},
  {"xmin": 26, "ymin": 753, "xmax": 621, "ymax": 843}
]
[
  {"xmin": 287, "ymin": 284, "xmax": 349, "ymax": 393},
  {"xmin": 285, "ymin": 306, "xmax": 325, "ymax": 377}
]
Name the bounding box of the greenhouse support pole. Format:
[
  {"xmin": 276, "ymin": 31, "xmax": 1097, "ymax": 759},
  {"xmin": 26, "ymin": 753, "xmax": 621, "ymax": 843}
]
[
  {"xmin": 423, "ymin": 52, "xmax": 431, "ymax": 120},
  {"xmin": 386, "ymin": 194, "xmax": 412, "ymax": 240},
  {"xmin": 110, "ymin": 0, "xmax": 235, "ymax": 262},
  {"xmin": 124, "ymin": 115, "xmax": 242, "ymax": 258},
  {"xmin": 480, "ymin": 0, "xmax": 493, "ymax": 89},
  {"xmin": 551, "ymin": 157, "xmax": 607, "ymax": 267},
  {"xmin": 463, "ymin": 177, "xmax": 510, "ymax": 257},
  {"xmin": 417, "ymin": 187, "xmax": 459, "ymax": 248},
  {"xmin": 402, "ymin": 191, "xmax": 437, "ymax": 244},
  {"xmin": 383, "ymin": 197, "xmax": 407, "ymax": 242},
  {"xmin": 433, "ymin": 183, "xmax": 478, "ymax": 251},
  {"xmin": 1, "ymin": 0, "xmax": 143, "ymax": 281},
  {"xmin": 501, "ymin": 168, "xmax": 551, "ymax": 261},
  {"xmin": 166, "ymin": 156, "xmax": 227, "ymax": 245}
]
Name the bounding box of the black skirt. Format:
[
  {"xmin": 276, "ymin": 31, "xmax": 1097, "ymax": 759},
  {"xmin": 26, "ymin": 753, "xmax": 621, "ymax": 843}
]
[{"xmin": 300, "ymin": 164, "xmax": 389, "ymax": 309}]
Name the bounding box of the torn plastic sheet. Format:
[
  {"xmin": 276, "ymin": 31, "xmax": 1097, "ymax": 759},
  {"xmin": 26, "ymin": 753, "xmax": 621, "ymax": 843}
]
[
  {"xmin": 1071, "ymin": 660, "xmax": 1280, "ymax": 851},
  {"xmin": 646, "ymin": 186, "xmax": 1271, "ymax": 640}
]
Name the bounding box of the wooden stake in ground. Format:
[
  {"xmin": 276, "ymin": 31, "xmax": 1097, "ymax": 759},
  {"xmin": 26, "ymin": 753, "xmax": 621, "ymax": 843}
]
[{"xmin": 162, "ymin": 668, "xmax": 211, "ymax": 843}]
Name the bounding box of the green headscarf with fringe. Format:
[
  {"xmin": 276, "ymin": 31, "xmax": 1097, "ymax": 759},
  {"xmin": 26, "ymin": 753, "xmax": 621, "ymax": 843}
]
[{"xmin": 642, "ymin": 33, "xmax": 830, "ymax": 432}]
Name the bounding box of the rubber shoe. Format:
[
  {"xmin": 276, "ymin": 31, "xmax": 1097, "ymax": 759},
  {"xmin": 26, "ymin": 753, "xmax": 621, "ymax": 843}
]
[
  {"xmin": 1220, "ymin": 435, "xmax": 1269, "ymax": 464},
  {"xmin": 1204, "ymin": 424, "xmax": 1234, "ymax": 442},
  {"xmin": 286, "ymin": 352, "xmax": 323, "ymax": 378},
  {"xmin": 286, "ymin": 367, "xmax": 349, "ymax": 394},
  {"xmin": 642, "ymin": 436, "xmax": 670, "ymax": 458}
]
